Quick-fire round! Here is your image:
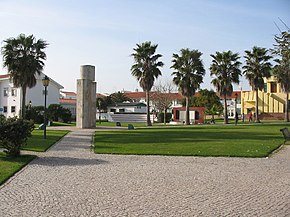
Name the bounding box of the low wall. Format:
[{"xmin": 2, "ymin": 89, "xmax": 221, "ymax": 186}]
[{"xmin": 259, "ymin": 112, "xmax": 284, "ymax": 120}]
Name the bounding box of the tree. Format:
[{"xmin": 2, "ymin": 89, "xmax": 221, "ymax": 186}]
[
  {"xmin": 110, "ymin": 91, "xmax": 132, "ymax": 104},
  {"xmin": 24, "ymin": 105, "xmax": 44, "ymax": 124},
  {"xmin": 102, "ymin": 96, "xmax": 113, "ymax": 111},
  {"xmin": 243, "ymin": 46, "xmax": 272, "ymax": 122},
  {"xmin": 96, "ymin": 97, "xmax": 108, "ymax": 122},
  {"xmin": 206, "ymin": 104, "xmax": 222, "ymax": 123},
  {"xmin": 47, "ymin": 104, "xmax": 72, "ymax": 123},
  {"xmin": 1, "ymin": 34, "xmax": 48, "ymax": 118},
  {"xmin": 96, "ymin": 97, "xmax": 106, "ymax": 111},
  {"xmin": 272, "ymin": 30, "xmax": 290, "ymax": 122},
  {"xmin": 151, "ymin": 81, "xmax": 174, "ymax": 125},
  {"xmin": 131, "ymin": 41, "xmax": 164, "ymax": 126},
  {"xmin": 59, "ymin": 108, "xmax": 72, "ymax": 123},
  {"xmin": 210, "ymin": 51, "xmax": 241, "ymax": 124},
  {"xmin": 191, "ymin": 89, "xmax": 222, "ymax": 108},
  {"xmin": 191, "ymin": 89, "xmax": 223, "ymax": 122},
  {"xmin": 47, "ymin": 104, "xmax": 63, "ymax": 121},
  {"xmin": 171, "ymin": 48, "xmax": 205, "ymax": 125}
]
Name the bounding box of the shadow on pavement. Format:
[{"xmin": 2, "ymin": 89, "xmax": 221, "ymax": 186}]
[{"xmin": 30, "ymin": 156, "xmax": 108, "ymax": 167}]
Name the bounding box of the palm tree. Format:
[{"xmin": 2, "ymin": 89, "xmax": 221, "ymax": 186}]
[
  {"xmin": 171, "ymin": 48, "xmax": 205, "ymax": 125},
  {"xmin": 1, "ymin": 34, "xmax": 48, "ymax": 118},
  {"xmin": 131, "ymin": 41, "xmax": 164, "ymax": 126},
  {"xmin": 206, "ymin": 104, "xmax": 222, "ymax": 124},
  {"xmin": 110, "ymin": 91, "xmax": 132, "ymax": 104},
  {"xmin": 243, "ymin": 46, "xmax": 272, "ymax": 122},
  {"xmin": 272, "ymin": 31, "xmax": 290, "ymax": 122},
  {"xmin": 210, "ymin": 51, "xmax": 241, "ymax": 124}
]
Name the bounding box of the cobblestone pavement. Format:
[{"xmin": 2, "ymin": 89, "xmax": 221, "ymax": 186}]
[{"xmin": 0, "ymin": 128, "xmax": 290, "ymax": 216}]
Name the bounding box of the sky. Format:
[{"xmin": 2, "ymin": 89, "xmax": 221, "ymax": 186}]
[{"xmin": 0, "ymin": 0, "xmax": 289, "ymax": 94}]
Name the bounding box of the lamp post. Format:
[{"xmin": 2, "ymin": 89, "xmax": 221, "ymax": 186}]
[
  {"xmin": 42, "ymin": 75, "xmax": 50, "ymax": 139},
  {"xmin": 98, "ymin": 99, "xmax": 101, "ymax": 124},
  {"xmin": 235, "ymin": 93, "xmax": 238, "ymax": 125}
]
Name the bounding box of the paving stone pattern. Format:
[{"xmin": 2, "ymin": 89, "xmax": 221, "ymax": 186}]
[{"xmin": 0, "ymin": 128, "xmax": 290, "ymax": 216}]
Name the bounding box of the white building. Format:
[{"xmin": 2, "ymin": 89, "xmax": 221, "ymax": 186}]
[
  {"xmin": 124, "ymin": 91, "xmax": 183, "ymax": 111},
  {"xmin": 59, "ymin": 91, "xmax": 77, "ymax": 118},
  {"xmin": 107, "ymin": 102, "xmax": 147, "ymax": 113},
  {"xmin": 59, "ymin": 91, "xmax": 107, "ymax": 119},
  {"xmin": 218, "ymin": 91, "xmax": 241, "ymax": 119},
  {"xmin": 0, "ymin": 73, "xmax": 63, "ymax": 118}
]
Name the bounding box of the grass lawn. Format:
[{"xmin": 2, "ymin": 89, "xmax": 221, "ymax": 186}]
[
  {"xmin": 94, "ymin": 123, "xmax": 288, "ymax": 157},
  {"xmin": 96, "ymin": 121, "xmax": 147, "ymax": 128},
  {"xmin": 0, "ymin": 152, "xmax": 36, "ymax": 185},
  {"xmin": 23, "ymin": 129, "xmax": 69, "ymax": 152},
  {"xmin": 51, "ymin": 121, "xmax": 76, "ymax": 126}
]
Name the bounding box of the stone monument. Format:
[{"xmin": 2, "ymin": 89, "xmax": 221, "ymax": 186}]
[{"xmin": 76, "ymin": 65, "xmax": 96, "ymax": 128}]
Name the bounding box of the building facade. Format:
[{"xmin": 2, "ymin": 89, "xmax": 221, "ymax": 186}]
[
  {"xmin": 124, "ymin": 91, "xmax": 183, "ymax": 111},
  {"xmin": 107, "ymin": 102, "xmax": 147, "ymax": 113},
  {"xmin": 60, "ymin": 91, "xmax": 107, "ymax": 119},
  {"xmin": 60, "ymin": 91, "xmax": 77, "ymax": 118},
  {"xmin": 0, "ymin": 73, "xmax": 63, "ymax": 118},
  {"xmin": 172, "ymin": 107, "xmax": 205, "ymax": 124},
  {"xmin": 218, "ymin": 91, "xmax": 241, "ymax": 119},
  {"xmin": 241, "ymin": 76, "xmax": 287, "ymax": 120},
  {"xmin": 58, "ymin": 90, "xmax": 245, "ymax": 123}
]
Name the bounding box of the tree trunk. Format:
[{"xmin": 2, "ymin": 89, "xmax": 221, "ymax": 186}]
[
  {"xmin": 145, "ymin": 91, "xmax": 152, "ymax": 126},
  {"xmin": 224, "ymin": 97, "xmax": 228, "ymax": 124},
  {"xmin": 185, "ymin": 96, "xmax": 190, "ymax": 125},
  {"xmin": 255, "ymin": 90, "xmax": 260, "ymax": 123},
  {"xmin": 21, "ymin": 86, "xmax": 27, "ymax": 118},
  {"xmin": 163, "ymin": 107, "xmax": 166, "ymax": 125},
  {"xmin": 285, "ymin": 91, "xmax": 289, "ymax": 122}
]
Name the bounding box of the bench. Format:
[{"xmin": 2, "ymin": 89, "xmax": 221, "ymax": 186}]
[
  {"xmin": 280, "ymin": 127, "xmax": 290, "ymax": 143},
  {"xmin": 128, "ymin": 124, "xmax": 134, "ymax": 130}
]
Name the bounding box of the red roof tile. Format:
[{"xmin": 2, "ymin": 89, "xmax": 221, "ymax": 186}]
[
  {"xmin": 217, "ymin": 91, "xmax": 241, "ymax": 99},
  {"xmin": 125, "ymin": 91, "xmax": 242, "ymax": 100},
  {"xmin": 61, "ymin": 91, "xmax": 76, "ymax": 95},
  {"xmin": 151, "ymin": 92, "xmax": 183, "ymax": 100},
  {"xmin": 61, "ymin": 91, "xmax": 106, "ymax": 98},
  {"xmin": 96, "ymin": 93, "xmax": 106, "ymax": 98},
  {"xmin": 59, "ymin": 99, "xmax": 76, "ymax": 104},
  {"xmin": 124, "ymin": 92, "xmax": 146, "ymax": 99},
  {"xmin": 125, "ymin": 92, "xmax": 184, "ymax": 100},
  {"xmin": 0, "ymin": 74, "xmax": 9, "ymax": 79}
]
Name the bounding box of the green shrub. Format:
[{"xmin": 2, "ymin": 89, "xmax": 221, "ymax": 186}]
[
  {"xmin": 25, "ymin": 104, "xmax": 72, "ymax": 124},
  {"xmin": 0, "ymin": 117, "xmax": 34, "ymax": 157},
  {"xmin": 47, "ymin": 104, "xmax": 72, "ymax": 123},
  {"xmin": 0, "ymin": 114, "xmax": 5, "ymax": 123},
  {"xmin": 59, "ymin": 108, "xmax": 72, "ymax": 123},
  {"xmin": 157, "ymin": 112, "xmax": 172, "ymax": 123},
  {"xmin": 24, "ymin": 105, "xmax": 44, "ymax": 124}
]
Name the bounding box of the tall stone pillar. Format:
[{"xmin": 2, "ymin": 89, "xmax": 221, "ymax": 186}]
[{"xmin": 76, "ymin": 65, "xmax": 96, "ymax": 128}]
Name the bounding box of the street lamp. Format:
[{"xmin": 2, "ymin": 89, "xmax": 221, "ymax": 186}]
[
  {"xmin": 235, "ymin": 93, "xmax": 238, "ymax": 125},
  {"xmin": 42, "ymin": 75, "xmax": 50, "ymax": 139}
]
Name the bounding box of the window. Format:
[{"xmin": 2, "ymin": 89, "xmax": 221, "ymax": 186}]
[
  {"xmin": 263, "ymin": 83, "xmax": 267, "ymax": 92},
  {"xmin": 195, "ymin": 111, "xmax": 200, "ymax": 120},
  {"xmin": 3, "ymin": 88, "xmax": 8, "ymax": 96},
  {"xmin": 270, "ymin": 82, "xmax": 277, "ymax": 93},
  {"xmin": 11, "ymin": 106, "xmax": 16, "ymax": 113},
  {"xmin": 3, "ymin": 106, "xmax": 7, "ymax": 113},
  {"xmin": 176, "ymin": 110, "xmax": 180, "ymax": 120},
  {"xmin": 11, "ymin": 88, "xmax": 17, "ymax": 96}
]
